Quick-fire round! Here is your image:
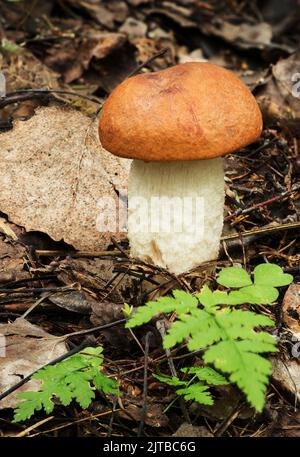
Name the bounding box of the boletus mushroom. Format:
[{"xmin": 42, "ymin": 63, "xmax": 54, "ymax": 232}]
[{"xmin": 99, "ymin": 62, "xmax": 262, "ymax": 274}]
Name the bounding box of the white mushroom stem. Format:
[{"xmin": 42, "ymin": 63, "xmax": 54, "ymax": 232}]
[{"xmin": 127, "ymin": 158, "xmax": 225, "ymax": 274}]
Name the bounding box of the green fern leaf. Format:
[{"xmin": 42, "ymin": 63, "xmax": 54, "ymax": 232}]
[
  {"xmin": 13, "ymin": 346, "xmax": 118, "ymax": 422},
  {"xmin": 89, "ymin": 367, "xmax": 119, "ymax": 395},
  {"xmin": 126, "ymin": 290, "xmax": 198, "ymax": 328},
  {"xmin": 154, "ymin": 374, "xmax": 187, "ymax": 387},
  {"xmin": 176, "ymin": 383, "xmax": 214, "ymax": 405},
  {"xmin": 204, "ymin": 341, "xmax": 273, "ymax": 412},
  {"xmin": 163, "ymin": 309, "xmax": 222, "ymax": 349},
  {"xmin": 165, "ymin": 305, "xmax": 277, "ymax": 411},
  {"xmin": 181, "ymin": 367, "xmax": 228, "ymax": 385},
  {"xmin": 126, "ymin": 263, "xmax": 293, "ymax": 412}
]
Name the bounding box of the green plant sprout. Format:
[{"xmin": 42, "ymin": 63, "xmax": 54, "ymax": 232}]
[
  {"xmin": 13, "ymin": 346, "xmax": 119, "ymax": 422},
  {"xmin": 155, "ymin": 367, "xmax": 228, "ymax": 406},
  {"xmin": 127, "ymin": 263, "xmax": 293, "ymax": 412}
]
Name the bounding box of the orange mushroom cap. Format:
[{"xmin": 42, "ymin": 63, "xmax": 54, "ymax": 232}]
[{"xmin": 99, "ymin": 62, "xmax": 262, "ymax": 162}]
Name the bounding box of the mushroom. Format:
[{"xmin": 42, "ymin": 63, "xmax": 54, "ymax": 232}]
[{"xmin": 99, "ymin": 62, "xmax": 262, "ymax": 274}]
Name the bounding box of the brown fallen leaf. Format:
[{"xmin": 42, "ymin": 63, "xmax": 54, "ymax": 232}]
[
  {"xmin": 172, "ymin": 423, "xmax": 213, "ymax": 437},
  {"xmin": 90, "ymin": 300, "xmax": 130, "ymax": 348},
  {"xmin": 119, "ymin": 17, "xmax": 147, "ymax": 38},
  {"xmin": 118, "ymin": 402, "xmax": 169, "ymax": 427},
  {"xmin": 202, "ymin": 20, "xmax": 273, "ymax": 50},
  {"xmin": 272, "ymin": 52, "xmax": 300, "ymax": 116},
  {"xmin": 1, "ymin": 47, "xmax": 59, "ymax": 93},
  {"xmin": 68, "ymin": 0, "xmax": 128, "ymax": 29},
  {"xmin": 257, "ymin": 52, "xmax": 300, "ymax": 130},
  {"xmin": 0, "ymin": 237, "xmax": 30, "ymax": 283},
  {"xmin": 49, "ymin": 290, "xmax": 96, "ymax": 314},
  {"xmin": 262, "ymin": 407, "xmax": 300, "ymax": 437},
  {"xmin": 57, "ymin": 257, "xmax": 133, "ymax": 301},
  {"xmin": 145, "ymin": 5, "xmax": 196, "ymax": 29},
  {"xmin": 272, "ymin": 356, "xmax": 300, "ymax": 403},
  {"xmin": 44, "ymin": 28, "xmax": 127, "ymax": 84},
  {"xmin": 190, "ymin": 384, "xmax": 253, "ymax": 421},
  {"xmin": 0, "ymin": 218, "xmax": 18, "ymax": 240},
  {"xmin": 0, "ymin": 106, "xmax": 130, "ymax": 251},
  {"xmin": 0, "ymin": 318, "xmax": 67, "ymax": 409},
  {"xmin": 282, "ymin": 283, "xmax": 300, "ymax": 334}
]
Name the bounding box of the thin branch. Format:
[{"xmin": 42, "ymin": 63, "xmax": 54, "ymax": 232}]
[
  {"xmin": 225, "ymin": 184, "xmax": 300, "ymax": 221},
  {"xmin": 127, "ymin": 48, "xmax": 170, "ymax": 78},
  {"xmin": 34, "ymin": 221, "xmax": 300, "ymax": 258},
  {"xmin": 137, "ymin": 332, "xmax": 152, "ymax": 437}
]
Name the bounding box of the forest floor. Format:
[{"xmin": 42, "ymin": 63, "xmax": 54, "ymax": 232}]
[{"xmin": 0, "ymin": 0, "xmax": 300, "ymax": 437}]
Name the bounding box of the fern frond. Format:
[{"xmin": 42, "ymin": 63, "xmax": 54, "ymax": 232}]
[
  {"xmin": 13, "ymin": 346, "xmax": 118, "ymax": 422},
  {"xmin": 176, "ymin": 383, "xmax": 214, "ymax": 405},
  {"xmin": 181, "ymin": 367, "xmax": 228, "ymax": 385},
  {"xmin": 164, "ymin": 309, "xmax": 222, "ymax": 349},
  {"xmin": 204, "ymin": 341, "xmax": 274, "ymax": 412},
  {"xmin": 126, "ymin": 263, "xmax": 293, "ymax": 412},
  {"xmin": 126, "ymin": 290, "xmax": 198, "ymax": 328},
  {"xmin": 154, "ymin": 374, "xmax": 187, "ymax": 387}
]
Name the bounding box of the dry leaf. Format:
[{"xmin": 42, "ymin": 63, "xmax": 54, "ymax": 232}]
[
  {"xmin": 49, "ymin": 290, "xmax": 96, "ymax": 314},
  {"xmin": 1, "ymin": 48, "xmax": 59, "ymax": 93},
  {"xmin": 0, "ymin": 237, "xmax": 30, "ymax": 283},
  {"xmin": 0, "ymin": 106, "xmax": 131, "ymax": 251},
  {"xmin": 172, "ymin": 423, "xmax": 213, "ymax": 437},
  {"xmin": 258, "ymin": 52, "xmax": 300, "ymax": 127},
  {"xmin": 272, "ymin": 52, "xmax": 300, "ymax": 116},
  {"xmin": 263, "ymin": 407, "xmax": 300, "ymax": 437},
  {"xmin": 44, "ymin": 29, "xmax": 127, "ymax": 83},
  {"xmin": 118, "ymin": 402, "xmax": 169, "ymax": 427},
  {"xmin": 90, "ymin": 300, "xmax": 131, "ymax": 348},
  {"xmin": 119, "ymin": 17, "xmax": 147, "ymax": 38},
  {"xmin": 0, "ymin": 218, "xmax": 18, "ymax": 240},
  {"xmin": 202, "ymin": 20, "xmax": 273, "ymax": 50},
  {"xmin": 57, "ymin": 257, "xmax": 133, "ymax": 300},
  {"xmin": 282, "ymin": 283, "xmax": 300, "ymax": 334},
  {"xmin": 0, "ymin": 318, "xmax": 67, "ymax": 409},
  {"xmin": 272, "ymin": 356, "xmax": 300, "ymax": 403}
]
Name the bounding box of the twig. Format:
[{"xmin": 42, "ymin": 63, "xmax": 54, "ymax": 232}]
[
  {"xmin": 30, "ymin": 408, "xmax": 121, "ymax": 437},
  {"xmin": 214, "ymin": 403, "xmax": 245, "ymax": 436},
  {"xmin": 137, "ymin": 332, "xmax": 152, "ymax": 437},
  {"xmin": 15, "ymin": 415, "xmax": 55, "ymax": 438},
  {"xmin": 58, "ymin": 318, "xmax": 127, "ymax": 339},
  {"xmin": 241, "ymin": 137, "xmax": 277, "ymax": 159},
  {"xmin": 0, "ymin": 285, "xmax": 76, "ymax": 294},
  {"xmin": 221, "ymin": 221, "xmax": 300, "ymax": 241},
  {"xmin": 21, "ymin": 292, "xmax": 52, "ymax": 318},
  {"xmin": 34, "ymin": 221, "xmax": 300, "ymax": 258},
  {"xmin": 0, "ymin": 91, "xmax": 51, "ymax": 109},
  {"xmin": 156, "ymin": 320, "xmax": 191, "ymax": 424},
  {"xmin": 0, "ymin": 274, "xmax": 57, "ymax": 290},
  {"xmin": 35, "ymin": 249, "xmax": 123, "ymax": 257},
  {"xmin": 107, "ymin": 396, "xmax": 118, "ymax": 437},
  {"xmin": 111, "ymin": 236, "xmax": 130, "ymax": 259},
  {"xmin": 225, "ymin": 184, "xmax": 300, "ymax": 221},
  {"xmin": 127, "ymin": 48, "xmax": 170, "ymax": 78},
  {"xmin": 2, "ymin": 89, "xmax": 101, "ymax": 107}
]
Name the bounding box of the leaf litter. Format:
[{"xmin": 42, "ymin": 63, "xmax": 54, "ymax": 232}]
[
  {"xmin": 0, "ymin": 106, "xmax": 130, "ymax": 250},
  {"xmin": 0, "ymin": 0, "xmax": 300, "ymax": 438}
]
